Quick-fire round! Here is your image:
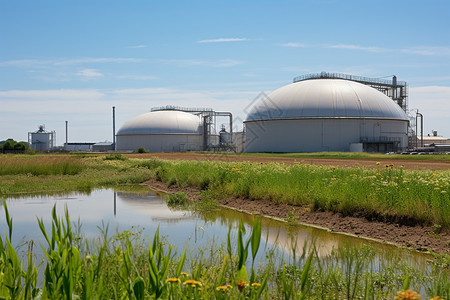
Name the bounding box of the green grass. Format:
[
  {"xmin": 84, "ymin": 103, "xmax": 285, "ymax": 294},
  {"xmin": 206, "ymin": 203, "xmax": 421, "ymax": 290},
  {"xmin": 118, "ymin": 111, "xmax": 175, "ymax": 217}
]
[
  {"xmin": 0, "ymin": 202, "xmax": 448, "ymax": 299},
  {"xmin": 140, "ymin": 159, "xmax": 450, "ymax": 228},
  {"xmin": 0, "ymin": 154, "xmax": 85, "ymax": 175},
  {"xmin": 0, "ymin": 155, "xmax": 154, "ymax": 195},
  {"xmin": 193, "ymin": 151, "xmax": 450, "ymax": 161},
  {"xmin": 1, "ymin": 154, "xmax": 448, "ymax": 227}
]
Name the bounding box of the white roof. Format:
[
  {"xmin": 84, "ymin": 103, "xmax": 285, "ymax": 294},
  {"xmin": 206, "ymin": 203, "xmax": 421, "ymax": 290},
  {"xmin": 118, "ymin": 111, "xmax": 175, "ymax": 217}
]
[
  {"xmin": 245, "ymin": 79, "xmax": 408, "ymax": 122},
  {"xmin": 117, "ymin": 110, "xmax": 202, "ymax": 135}
]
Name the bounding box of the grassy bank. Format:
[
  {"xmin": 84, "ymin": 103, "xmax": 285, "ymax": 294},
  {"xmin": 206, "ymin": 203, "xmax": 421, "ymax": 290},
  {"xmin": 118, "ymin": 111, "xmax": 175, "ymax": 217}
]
[
  {"xmin": 138, "ymin": 159, "xmax": 449, "ymax": 228},
  {"xmin": 0, "ymin": 154, "xmax": 153, "ymax": 195},
  {"xmin": 1, "ymin": 154, "xmax": 448, "ymax": 227},
  {"xmin": 0, "ymin": 202, "xmax": 448, "ymax": 299}
]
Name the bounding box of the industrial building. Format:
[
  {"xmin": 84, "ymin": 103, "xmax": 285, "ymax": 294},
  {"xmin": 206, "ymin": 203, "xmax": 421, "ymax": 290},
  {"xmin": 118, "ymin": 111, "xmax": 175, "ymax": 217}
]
[
  {"xmin": 28, "ymin": 125, "xmax": 56, "ymax": 151},
  {"xmin": 244, "ymin": 73, "xmax": 410, "ymax": 153}
]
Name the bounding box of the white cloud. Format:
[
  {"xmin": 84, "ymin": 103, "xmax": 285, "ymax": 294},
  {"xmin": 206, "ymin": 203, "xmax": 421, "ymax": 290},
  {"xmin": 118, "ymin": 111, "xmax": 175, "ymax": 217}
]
[
  {"xmin": 0, "ymin": 89, "xmax": 104, "ymax": 101},
  {"xmin": 280, "ymin": 42, "xmax": 306, "ymax": 48},
  {"xmin": 158, "ymin": 59, "xmax": 243, "ymax": 67},
  {"xmin": 77, "ymin": 68, "xmax": 103, "ymax": 79},
  {"xmin": 409, "ymin": 86, "xmax": 450, "ymax": 137},
  {"xmin": 54, "ymin": 58, "xmax": 144, "ymax": 66},
  {"xmin": 0, "ymin": 57, "xmax": 144, "ymax": 68},
  {"xmin": 328, "ymin": 44, "xmax": 387, "ymax": 52},
  {"xmin": 401, "ymin": 46, "xmax": 450, "ymax": 56},
  {"xmin": 0, "ymin": 86, "xmax": 260, "ymax": 143},
  {"xmin": 116, "ymin": 75, "xmax": 158, "ymax": 80},
  {"xmin": 278, "ymin": 42, "xmax": 450, "ymax": 56},
  {"xmin": 197, "ymin": 38, "xmax": 247, "ymax": 43}
]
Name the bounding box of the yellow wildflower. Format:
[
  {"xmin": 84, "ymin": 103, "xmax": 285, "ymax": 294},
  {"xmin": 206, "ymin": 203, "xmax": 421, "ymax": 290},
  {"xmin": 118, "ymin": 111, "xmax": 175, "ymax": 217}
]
[
  {"xmin": 251, "ymin": 282, "xmax": 261, "ymax": 287},
  {"xmin": 183, "ymin": 279, "xmax": 202, "ymax": 288},
  {"xmin": 166, "ymin": 277, "xmax": 181, "ymax": 284},
  {"xmin": 395, "ymin": 289, "xmax": 421, "ymax": 300},
  {"xmin": 216, "ymin": 285, "xmax": 229, "ymax": 291},
  {"xmin": 181, "ymin": 272, "xmax": 189, "ymax": 277}
]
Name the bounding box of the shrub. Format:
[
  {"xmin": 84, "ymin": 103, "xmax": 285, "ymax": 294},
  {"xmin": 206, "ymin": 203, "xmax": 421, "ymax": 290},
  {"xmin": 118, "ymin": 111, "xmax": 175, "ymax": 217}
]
[{"xmin": 137, "ymin": 147, "xmax": 147, "ymax": 153}]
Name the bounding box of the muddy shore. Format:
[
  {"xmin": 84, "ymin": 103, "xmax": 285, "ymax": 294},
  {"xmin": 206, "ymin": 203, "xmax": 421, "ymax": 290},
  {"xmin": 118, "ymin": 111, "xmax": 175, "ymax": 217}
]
[{"xmin": 144, "ymin": 177, "xmax": 449, "ymax": 255}]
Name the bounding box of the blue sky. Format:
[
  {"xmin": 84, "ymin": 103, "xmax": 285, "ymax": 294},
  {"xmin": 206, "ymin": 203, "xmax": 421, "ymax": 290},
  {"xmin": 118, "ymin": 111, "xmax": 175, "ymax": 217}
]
[{"xmin": 1, "ymin": 0, "xmax": 449, "ymax": 144}]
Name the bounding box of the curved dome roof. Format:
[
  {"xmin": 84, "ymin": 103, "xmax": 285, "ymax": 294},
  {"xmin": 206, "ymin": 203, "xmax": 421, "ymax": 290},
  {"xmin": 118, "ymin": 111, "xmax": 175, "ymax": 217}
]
[
  {"xmin": 117, "ymin": 110, "xmax": 202, "ymax": 135},
  {"xmin": 245, "ymin": 79, "xmax": 408, "ymax": 122}
]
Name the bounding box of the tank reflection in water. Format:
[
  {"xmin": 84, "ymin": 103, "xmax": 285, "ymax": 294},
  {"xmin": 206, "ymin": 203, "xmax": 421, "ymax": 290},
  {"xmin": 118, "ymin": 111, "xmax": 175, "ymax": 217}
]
[{"xmin": 0, "ymin": 187, "xmax": 432, "ymax": 272}]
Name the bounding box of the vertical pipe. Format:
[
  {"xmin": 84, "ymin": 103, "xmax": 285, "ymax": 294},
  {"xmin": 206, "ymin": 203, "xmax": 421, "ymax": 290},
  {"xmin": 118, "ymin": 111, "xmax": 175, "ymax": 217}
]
[
  {"xmin": 112, "ymin": 106, "xmax": 116, "ymax": 145},
  {"xmin": 419, "ymin": 113, "xmax": 424, "ymax": 147},
  {"xmin": 65, "ymin": 121, "xmax": 68, "ymax": 147},
  {"xmin": 415, "ymin": 111, "xmax": 418, "ymax": 149},
  {"xmin": 114, "ymin": 191, "xmax": 117, "ymax": 216},
  {"xmin": 229, "ymin": 114, "xmax": 233, "ymax": 149}
]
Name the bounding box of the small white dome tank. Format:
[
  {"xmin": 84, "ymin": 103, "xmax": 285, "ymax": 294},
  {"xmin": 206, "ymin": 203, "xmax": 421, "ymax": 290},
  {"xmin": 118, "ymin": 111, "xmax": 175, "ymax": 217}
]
[{"xmin": 116, "ymin": 110, "xmax": 203, "ymax": 152}]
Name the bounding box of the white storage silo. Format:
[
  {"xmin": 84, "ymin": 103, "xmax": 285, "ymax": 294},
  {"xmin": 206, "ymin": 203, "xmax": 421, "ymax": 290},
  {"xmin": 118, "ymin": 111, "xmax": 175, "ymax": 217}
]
[{"xmin": 28, "ymin": 125, "xmax": 56, "ymax": 151}]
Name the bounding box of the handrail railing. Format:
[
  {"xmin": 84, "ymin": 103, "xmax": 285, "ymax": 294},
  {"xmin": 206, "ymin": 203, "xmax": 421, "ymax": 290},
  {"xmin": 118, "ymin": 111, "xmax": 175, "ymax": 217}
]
[
  {"xmin": 151, "ymin": 105, "xmax": 213, "ymax": 112},
  {"xmin": 293, "ymin": 72, "xmax": 407, "ymax": 87}
]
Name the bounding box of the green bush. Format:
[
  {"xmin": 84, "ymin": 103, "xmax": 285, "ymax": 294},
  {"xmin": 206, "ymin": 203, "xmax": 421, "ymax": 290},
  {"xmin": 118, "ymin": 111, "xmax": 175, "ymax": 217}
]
[{"xmin": 137, "ymin": 147, "xmax": 148, "ymax": 153}]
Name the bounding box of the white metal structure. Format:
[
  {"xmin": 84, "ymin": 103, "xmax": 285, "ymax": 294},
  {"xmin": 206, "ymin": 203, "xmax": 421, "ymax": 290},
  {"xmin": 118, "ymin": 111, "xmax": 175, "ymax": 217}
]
[
  {"xmin": 244, "ymin": 79, "xmax": 409, "ymax": 153},
  {"xmin": 28, "ymin": 125, "xmax": 55, "ymax": 151},
  {"xmin": 116, "ymin": 110, "xmax": 203, "ymax": 152}
]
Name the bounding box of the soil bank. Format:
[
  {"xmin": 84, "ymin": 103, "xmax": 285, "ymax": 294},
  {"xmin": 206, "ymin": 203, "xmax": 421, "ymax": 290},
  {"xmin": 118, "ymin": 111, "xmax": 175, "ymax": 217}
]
[{"xmin": 144, "ymin": 178, "xmax": 449, "ymax": 255}]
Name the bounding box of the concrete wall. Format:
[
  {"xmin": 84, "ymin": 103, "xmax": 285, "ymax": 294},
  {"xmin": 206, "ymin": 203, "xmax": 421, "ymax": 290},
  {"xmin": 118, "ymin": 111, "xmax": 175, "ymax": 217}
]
[
  {"xmin": 244, "ymin": 118, "xmax": 408, "ymax": 153},
  {"xmin": 116, "ymin": 133, "xmax": 203, "ymax": 152}
]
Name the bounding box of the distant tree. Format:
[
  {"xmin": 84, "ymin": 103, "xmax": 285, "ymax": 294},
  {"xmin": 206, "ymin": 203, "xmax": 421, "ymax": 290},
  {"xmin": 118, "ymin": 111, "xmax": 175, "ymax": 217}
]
[
  {"xmin": 1, "ymin": 139, "xmax": 29, "ymax": 153},
  {"xmin": 2, "ymin": 139, "xmax": 17, "ymax": 151},
  {"xmin": 14, "ymin": 141, "xmax": 29, "ymax": 151}
]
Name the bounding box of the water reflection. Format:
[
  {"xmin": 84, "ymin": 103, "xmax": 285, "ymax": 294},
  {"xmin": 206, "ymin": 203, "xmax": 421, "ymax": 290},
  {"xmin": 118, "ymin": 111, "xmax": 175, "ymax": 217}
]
[{"xmin": 0, "ymin": 188, "xmax": 432, "ymax": 271}]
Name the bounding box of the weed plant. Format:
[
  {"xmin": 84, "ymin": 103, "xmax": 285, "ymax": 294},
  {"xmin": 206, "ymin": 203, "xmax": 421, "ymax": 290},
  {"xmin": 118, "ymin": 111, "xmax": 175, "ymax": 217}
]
[{"xmin": 0, "ymin": 201, "xmax": 448, "ymax": 299}]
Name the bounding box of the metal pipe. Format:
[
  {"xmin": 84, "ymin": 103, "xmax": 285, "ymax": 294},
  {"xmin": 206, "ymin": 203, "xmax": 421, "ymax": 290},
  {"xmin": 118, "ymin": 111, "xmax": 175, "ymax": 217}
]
[
  {"xmin": 418, "ymin": 112, "xmax": 423, "ymax": 147},
  {"xmin": 415, "ymin": 111, "xmax": 424, "ymax": 148},
  {"xmin": 112, "ymin": 106, "xmax": 116, "ymax": 145}
]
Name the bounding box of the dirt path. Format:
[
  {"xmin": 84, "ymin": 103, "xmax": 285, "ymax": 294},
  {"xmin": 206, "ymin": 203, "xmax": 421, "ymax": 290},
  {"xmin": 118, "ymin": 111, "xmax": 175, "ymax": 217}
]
[{"xmin": 128, "ymin": 152, "xmax": 450, "ymax": 170}]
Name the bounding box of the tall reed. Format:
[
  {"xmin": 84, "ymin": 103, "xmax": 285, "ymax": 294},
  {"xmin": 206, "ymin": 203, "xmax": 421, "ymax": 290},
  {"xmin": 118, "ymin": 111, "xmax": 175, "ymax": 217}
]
[{"xmin": 0, "ymin": 201, "xmax": 448, "ymax": 299}]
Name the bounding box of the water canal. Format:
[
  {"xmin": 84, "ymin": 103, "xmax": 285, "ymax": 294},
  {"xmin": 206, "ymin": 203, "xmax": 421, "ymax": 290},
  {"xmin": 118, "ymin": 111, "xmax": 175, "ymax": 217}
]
[{"xmin": 0, "ymin": 186, "xmax": 432, "ymax": 272}]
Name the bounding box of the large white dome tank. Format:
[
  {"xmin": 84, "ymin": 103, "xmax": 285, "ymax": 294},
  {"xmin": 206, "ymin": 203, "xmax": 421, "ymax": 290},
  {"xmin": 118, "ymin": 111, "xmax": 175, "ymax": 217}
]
[{"xmin": 244, "ymin": 79, "xmax": 409, "ymax": 153}]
